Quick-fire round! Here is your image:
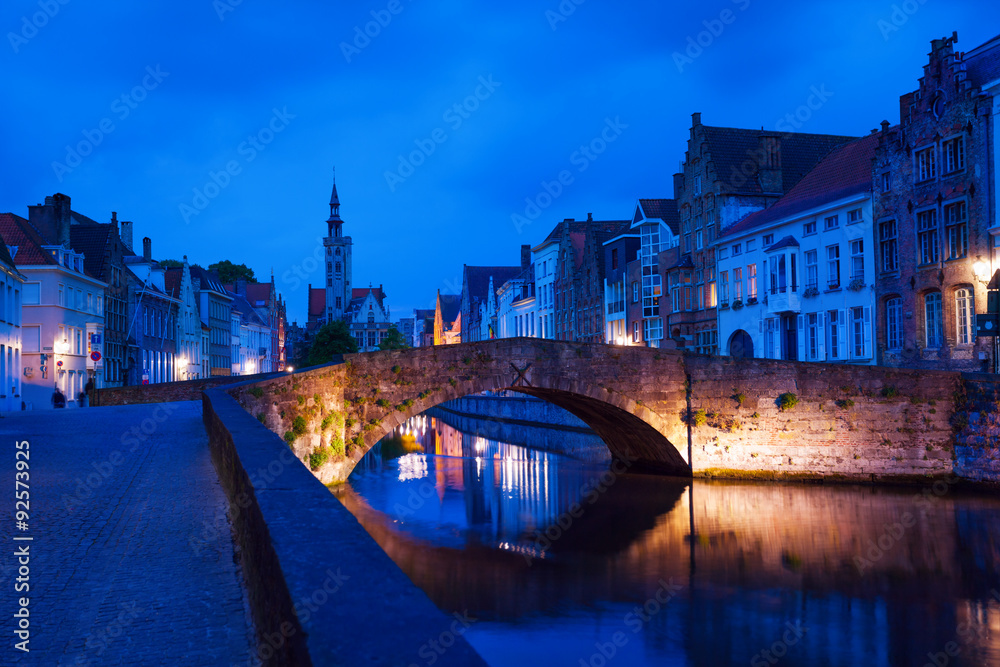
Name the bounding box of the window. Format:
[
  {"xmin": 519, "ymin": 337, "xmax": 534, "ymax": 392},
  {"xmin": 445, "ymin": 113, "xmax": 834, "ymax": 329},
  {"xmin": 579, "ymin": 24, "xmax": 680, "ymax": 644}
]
[
  {"xmin": 706, "ymin": 267, "xmax": 717, "ymax": 308},
  {"xmin": 943, "ymin": 136, "xmax": 965, "ymax": 173},
  {"xmin": 762, "ymin": 234, "xmax": 774, "ymax": 246},
  {"xmin": 696, "ymin": 230, "xmax": 703, "ymax": 250},
  {"xmin": 632, "ymin": 321, "xmax": 639, "ymax": 343},
  {"xmin": 881, "ymin": 172, "xmax": 892, "ymax": 192},
  {"xmin": 879, "ymin": 220, "xmax": 898, "ymax": 273},
  {"xmin": 718, "ymin": 247, "xmax": 728, "ymax": 260},
  {"xmin": 719, "ymin": 271, "xmax": 728, "ymax": 306},
  {"xmin": 824, "ymin": 215, "xmax": 839, "ymax": 230},
  {"xmin": 916, "ymin": 146, "xmax": 936, "ymax": 181},
  {"xmin": 850, "ymin": 239, "xmax": 864, "ymax": 281},
  {"xmin": 944, "ymin": 201, "xmax": 968, "ymax": 260},
  {"xmin": 765, "ymin": 318, "xmax": 777, "ymax": 359},
  {"xmin": 956, "ymin": 288, "xmax": 974, "ymax": 345},
  {"xmin": 747, "ymin": 264, "xmax": 757, "ymax": 300},
  {"xmin": 826, "ymin": 245, "xmax": 840, "ymax": 288},
  {"xmin": 803, "ymin": 221, "xmax": 816, "ymax": 236},
  {"xmin": 694, "ymin": 175, "xmax": 702, "ymax": 196},
  {"xmin": 746, "ymin": 239, "xmax": 756, "ymax": 252},
  {"xmin": 769, "ymin": 255, "xmax": 787, "ymax": 294},
  {"xmin": 805, "ymin": 250, "xmax": 817, "ymax": 289},
  {"xmin": 827, "ymin": 310, "xmax": 840, "ymax": 360},
  {"xmin": 611, "ymin": 248, "xmax": 618, "ymax": 270},
  {"xmin": 733, "ymin": 267, "xmax": 743, "ymax": 301},
  {"xmin": 632, "ymin": 281, "xmax": 639, "ymax": 303},
  {"xmin": 335, "ymin": 262, "xmax": 342, "ymax": 274},
  {"xmin": 695, "ymin": 329, "xmax": 717, "ymax": 355},
  {"xmin": 807, "ymin": 313, "xmax": 819, "ymax": 361},
  {"xmin": 335, "ymin": 296, "xmax": 342, "ymax": 309},
  {"xmin": 925, "ymin": 292, "xmax": 943, "ymax": 348},
  {"xmin": 851, "ymin": 307, "xmax": 869, "ymax": 358},
  {"xmin": 731, "ymin": 243, "xmax": 742, "ymax": 256},
  {"xmin": 848, "ymin": 209, "xmax": 862, "ymax": 224},
  {"xmin": 643, "ymin": 318, "xmax": 663, "ymax": 342},
  {"xmin": 917, "ymin": 210, "xmax": 938, "ymax": 264},
  {"xmin": 886, "ymin": 298, "xmax": 903, "ymax": 350}
]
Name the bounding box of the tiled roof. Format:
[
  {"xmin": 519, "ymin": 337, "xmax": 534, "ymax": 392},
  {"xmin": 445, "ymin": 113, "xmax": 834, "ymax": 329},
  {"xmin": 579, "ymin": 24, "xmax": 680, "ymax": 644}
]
[
  {"xmin": 0, "ymin": 213, "xmax": 57, "ymax": 266},
  {"xmin": 188, "ymin": 266, "xmax": 229, "ymax": 296},
  {"xmin": 229, "ymin": 291, "xmax": 267, "ymax": 327},
  {"xmin": 352, "ymin": 287, "xmax": 385, "ymax": 307},
  {"xmin": 964, "ymin": 33, "xmax": 1000, "ymax": 87},
  {"xmin": 464, "ymin": 266, "xmax": 522, "ymax": 302},
  {"xmin": 308, "ymin": 288, "xmax": 325, "ymax": 317},
  {"xmin": 69, "ymin": 224, "xmax": 111, "ymax": 280},
  {"xmin": 125, "ymin": 266, "xmax": 169, "ymax": 298},
  {"xmin": 723, "ymin": 134, "xmax": 878, "ymax": 237},
  {"xmin": 701, "ymin": 125, "xmax": 857, "ymax": 195},
  {"xmin": 164, "ymin": 268, "xmax": 182, "ymax": 299},
  {"xmin": 0, "ymin": 233, "xmax": 18, "ymax": 274},
  {"xmin": 638, "ymin": 199, "xmax": 678, "ymax": 229},
  {"xmin": 438, "ymin": 294, "xmax": 461, "ymax": 323}
]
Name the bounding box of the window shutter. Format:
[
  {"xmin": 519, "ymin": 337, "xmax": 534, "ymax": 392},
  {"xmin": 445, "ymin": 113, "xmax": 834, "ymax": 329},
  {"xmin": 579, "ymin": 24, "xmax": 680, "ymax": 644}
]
[
  {"xmin": 863, "ymin": 307, "xmax": 872, "ymax": 360},
  {"xmin": 797, "ymin": 315, "xmax": 806, "ymax": 361},
  {"xmin": 838, "ymin": 309, "xmax": 848, "ymax": 361},
  {"xmin": 817, "ymin": 313, "xmax": 825, "ymax": 360},
  {"xmin": 772, "ymin": 319, "xmax": 781, "ymax": 360}
]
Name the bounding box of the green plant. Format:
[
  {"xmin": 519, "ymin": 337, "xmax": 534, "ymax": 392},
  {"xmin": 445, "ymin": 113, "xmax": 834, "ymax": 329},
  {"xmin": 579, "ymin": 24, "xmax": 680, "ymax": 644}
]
[
  {"xmin": 292, "ymin": 416, "xmax": 308, "ymax": 436},
  {"xmin": 314, "ymin": 393, "xmax": 322, "ymax": 404},
  {"xmin": 376, "ymin": 398, "xmax": 391, "ymax": 409},
  {"xmin": 249, "ymin": 387, "xmax": 264, "ymax": 398},
  {"xmin": 449, "ymin": 378, "xmax": 458, "ymax": 387},
  {"xmin": 354, "ymin": 396, "xmax": 368, "ymax": 406},
  {"xmin": 256, "ymin": 412, "xmax": 266, "ymax": 423},
  {"xmin": 881, "ymin": 386, "xmax": 900, "ymax": 399},
  {"xmin": 733, "ymin": 392, "xmax": 746, "ymax": 408},
  {"xmin": 297, "ymin": 395, "xmax": 306, "ymax": 406},
  {"xmin": 693, "ymin": 409, "xmax": 707, "ymax": 427},
  {"xmin": 309, "ymin": 447, "xmax": 331, "ymax": 470},
  {"xmin": 751, "ymin": 412, "xmax": 760, "ymax": 419},
  {"xmin": 283, "ymin": 431, "xmax": 296, "ymax": 444},
  {"xmin": 352, "ymin": 434, "xmax": 364, "ymax": 448},
  {"xmin": 777, "ymin": 393, "xmax": 798, "ymax": 412},
  {"xmin": 330, "ymin": 435, "xmax": 345, "ymax": 457},
  {"xmin": 836, "ymin": 399, "xmax": 855, "ymax": 410},
  {"xmin": 750, "ymin": 452, "xmax": 759, "ymax": 458},
  {"xmin": 462, "ymin": 355, "xmax": 472, "ymax": 365},
  {"xmin": 345, "ymin": 417, "xmax": 356, "ymax": 429},
  {"xmin": 391, "ymin": 365, "xmax": 402, "ymax": 374}
]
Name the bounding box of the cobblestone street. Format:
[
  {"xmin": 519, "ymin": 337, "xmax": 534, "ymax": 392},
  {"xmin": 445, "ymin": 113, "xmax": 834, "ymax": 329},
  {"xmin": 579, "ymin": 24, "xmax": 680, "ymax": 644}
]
[{"xmin": 0, "ymin": 402, "xmax": 257, "ymax": 666}]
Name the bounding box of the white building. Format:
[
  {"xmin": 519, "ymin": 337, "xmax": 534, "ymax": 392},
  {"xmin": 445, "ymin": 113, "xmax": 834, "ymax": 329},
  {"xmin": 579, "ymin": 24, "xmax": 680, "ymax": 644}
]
[
  {"xmin": 716, "ymin": 136, "xmax": 877, "ymax": 363},
  {"xmin": 0, "ymin": 213, "xmax": 107, "ymax": 408},
  {"xmin": 531, "ymin": 237, "xmax": 558, "ymax": 340},
  {"xmin": 602, "ymin": 232, "xmax": 640, "ymax": 345},
  {"xmin": 164, "ymin": 257, "xmax": 204, "ymax": 381},
  {"xmin": 348, "ymin": 286, "xmax": 391, "ymax": 351},
  {"xmin": 230, "ymin": 291, "xmax": 271, "ymax": 375},
  {"xmin": 0, "ymin": 236, "xmax": 25, "ymax": 414},
  {"xmin": 496, "ymin": 268, "xmax": 536, "ymax": 338}
]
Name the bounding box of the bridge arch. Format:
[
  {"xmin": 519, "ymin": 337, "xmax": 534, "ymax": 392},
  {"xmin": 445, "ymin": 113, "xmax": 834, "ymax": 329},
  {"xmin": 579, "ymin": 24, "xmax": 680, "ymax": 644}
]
[{"xmin": 234, "ymin": 339, "xmax": 692, "ymax": 483}]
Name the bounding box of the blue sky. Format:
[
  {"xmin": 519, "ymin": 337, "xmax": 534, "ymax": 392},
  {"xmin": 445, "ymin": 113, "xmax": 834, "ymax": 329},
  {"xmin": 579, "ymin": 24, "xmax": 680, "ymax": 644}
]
[{"xmin": 2, "ymin": 0, "xmax": 999, "ymax": 323}]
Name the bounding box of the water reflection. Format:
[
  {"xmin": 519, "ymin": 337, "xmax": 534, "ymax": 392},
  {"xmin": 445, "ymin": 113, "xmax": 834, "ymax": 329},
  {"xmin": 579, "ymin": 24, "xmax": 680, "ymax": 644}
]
[{"xmin": 341, "ymin": 412, "xmax": 1000, "ymax": 667}]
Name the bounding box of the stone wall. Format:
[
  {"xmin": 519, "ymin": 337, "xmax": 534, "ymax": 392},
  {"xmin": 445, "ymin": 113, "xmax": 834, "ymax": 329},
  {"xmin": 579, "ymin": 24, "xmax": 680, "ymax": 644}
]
[
  {"xmin": 953, "ymin": 374, "xmax": 1000, "ymax": 483},
  {"xmin": 94, "ymin": 371, "xmax": 282, "ymax": 406},
  {"xmin": 201, "ymin": 387, "xmax": 487, "ymax": 666}
]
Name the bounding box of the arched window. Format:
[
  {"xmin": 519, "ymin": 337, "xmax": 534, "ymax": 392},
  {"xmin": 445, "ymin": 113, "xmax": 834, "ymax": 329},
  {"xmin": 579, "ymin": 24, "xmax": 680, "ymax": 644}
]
[
  {"xmin": 885, "ymin": 296, "xmax": 903, "ymax": 350},
  {"xmin": 335, "ymin": 248, "xmax": 341, "ymax": 256},
  {"xmin": 367, "ymin": 312, "xmax": 375, "ymax": 324},
  {"xmin": 924, "ymin": 292, "xmax": 943, "ymax": 348},
  {"xmin": 955, "ymin": 288, "xmax": 974, "ymax": 345},
  {"xmin": 335, "ymin": 262, "xmax": 341, "ymax": 274}
]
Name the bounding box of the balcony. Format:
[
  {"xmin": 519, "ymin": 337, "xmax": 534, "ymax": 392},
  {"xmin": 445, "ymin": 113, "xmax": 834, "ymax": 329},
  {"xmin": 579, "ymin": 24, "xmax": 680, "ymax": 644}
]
[
  {"xmin": 767, "ymin": 286, "xmax": 800, "ymax": 314},
  {"xmin": 606, "ymin": 300, "xmax": 625, "ymax": 316}
]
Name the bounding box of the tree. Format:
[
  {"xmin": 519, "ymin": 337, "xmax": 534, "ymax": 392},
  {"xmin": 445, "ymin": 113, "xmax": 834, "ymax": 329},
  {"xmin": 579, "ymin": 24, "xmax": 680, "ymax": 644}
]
[
  {"xmin": 378, "ymin": 325, "xmax": 409, "ymax": 351},
  {"xmin": 160, "ymin": 259, "xmax": 183, "ymax": 269},
  {"xmin": 208, "ymin": 260, "xmax": 256, "ymax": 284},
  {"xmin": 308, "ymin": 320, "xmax": 358, "ymax": 366}
]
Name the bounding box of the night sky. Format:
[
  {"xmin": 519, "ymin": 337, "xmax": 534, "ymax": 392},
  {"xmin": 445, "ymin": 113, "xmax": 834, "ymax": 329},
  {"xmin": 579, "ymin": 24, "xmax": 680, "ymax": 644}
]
[{"xmin": 2, "ymin": 1, "xmax": 999, "ymax": 323}]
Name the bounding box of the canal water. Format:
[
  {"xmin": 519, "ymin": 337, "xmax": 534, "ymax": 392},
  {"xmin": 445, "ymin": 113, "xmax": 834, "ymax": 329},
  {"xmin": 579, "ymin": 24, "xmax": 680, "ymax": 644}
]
[{"xmin": 340, "ymin": 410, "xmax": 1000, "ymax": 667}]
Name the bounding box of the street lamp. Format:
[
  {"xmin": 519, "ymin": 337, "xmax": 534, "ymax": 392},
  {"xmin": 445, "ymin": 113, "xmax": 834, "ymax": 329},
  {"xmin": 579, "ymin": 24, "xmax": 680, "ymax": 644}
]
[
  {"xmin": 286, "ymin": 366, "xmax": 295, "ymax": 373},
  {"xmin": 973, "ymin": 257, "xmax": 991, "ymax": 286}
]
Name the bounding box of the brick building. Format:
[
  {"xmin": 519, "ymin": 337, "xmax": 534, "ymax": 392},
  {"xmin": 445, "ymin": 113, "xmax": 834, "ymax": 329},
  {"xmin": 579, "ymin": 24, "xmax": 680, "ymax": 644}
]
[
  {"xmin": 672, "ymin": 114, "xmax": 856, "ymax": 353},
  {"xmin": 874, "ymin": 33, "xmax": 999, "ymax": 371}
]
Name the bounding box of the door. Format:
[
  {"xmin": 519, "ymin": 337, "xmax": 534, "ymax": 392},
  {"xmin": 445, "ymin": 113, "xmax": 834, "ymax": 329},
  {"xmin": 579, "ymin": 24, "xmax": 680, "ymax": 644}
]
[{"xmin": 782, "ymin": 314, "xmax": 798, "ymax": 361}]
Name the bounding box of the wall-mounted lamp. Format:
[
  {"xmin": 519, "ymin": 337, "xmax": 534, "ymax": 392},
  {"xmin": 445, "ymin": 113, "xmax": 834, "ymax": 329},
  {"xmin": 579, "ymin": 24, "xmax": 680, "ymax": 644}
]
[{"xmin": 973, "ymin": 257, "xmax": 991, "ymax": 286}]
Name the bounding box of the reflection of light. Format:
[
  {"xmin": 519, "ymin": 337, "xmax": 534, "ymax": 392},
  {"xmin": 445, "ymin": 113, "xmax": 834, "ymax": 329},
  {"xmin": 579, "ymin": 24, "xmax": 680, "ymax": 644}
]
[
  {"xmin": 397, "ymin": 453, "xmax": 428, "ymax": 482},
  {"xmin": 475, "ymin": 438, "xmax": 486, "ymax": 453},
  {"xmin": 475, "ymin": 456, "xmax": 482, "ymax": 476}
]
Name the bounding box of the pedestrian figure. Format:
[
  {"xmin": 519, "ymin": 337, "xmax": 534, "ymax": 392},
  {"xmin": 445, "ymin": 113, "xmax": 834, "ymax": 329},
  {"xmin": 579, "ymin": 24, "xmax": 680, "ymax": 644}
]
[
  {"xmin": 52, "ymin": 386, "xmax": 66, "ymax": 409},
  {"xmin": 81, "ymin": 378, "xmax": 94, "ymax": 408}
]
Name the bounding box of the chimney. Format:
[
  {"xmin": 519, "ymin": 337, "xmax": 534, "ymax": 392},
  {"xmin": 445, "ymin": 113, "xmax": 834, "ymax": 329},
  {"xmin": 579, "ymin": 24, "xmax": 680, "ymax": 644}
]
[
  {"xmin": 691, "ymin": 112, "xmax": 702, "ymax": 127},
  {"xmin": 880, "ymin": 120, "xmax": 890, "ymax": 133},
  {"xmin": 520, "ymin": 244, "xmax": 531, "ymax": 270},
  {"xmin": 27, "ymin": 193, "xmax": 72, "ymax": 246},
  {"xmin": 673, "ymin": 172, "xmax": 685, "ymax": 199},
  {"xmin": 587, "ymin": 212, "xmax": 593, "ymax": 222},
  {"xmin": 142, "ymin": 236, "xmax": 151, "ymax": 261},
  {"xmin": 119, "ymin": 215, "xmax": 134, "ymax": 251},
  {"xmin": 756, "ymin": 133, "xmax": 783, "ymax": 194}
]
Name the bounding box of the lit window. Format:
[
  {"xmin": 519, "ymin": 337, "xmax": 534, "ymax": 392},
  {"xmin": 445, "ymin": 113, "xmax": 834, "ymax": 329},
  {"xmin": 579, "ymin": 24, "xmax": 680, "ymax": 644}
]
[{"xmin": 955, "ymin": 288, "xmax": 974, "ymax": 345}]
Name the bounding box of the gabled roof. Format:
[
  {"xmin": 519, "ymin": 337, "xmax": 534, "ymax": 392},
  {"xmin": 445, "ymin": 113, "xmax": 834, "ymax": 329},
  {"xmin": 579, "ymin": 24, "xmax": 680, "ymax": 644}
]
[
  {"xmin": 765, "ymin": 235, "xmax": 800, "ymax": 252},
  {"xmin": 0, "ymin": 233, "xmax": 18, "ymax": 275},
  {"xmin": 125, "ymin": 265, "xmax": 170, "ymax": 298},
  {"xmin": 964, "ymin": 33, "xmax": 1000, "ymax": 87},
  {"xmin": 700, "ymin": 125, "xmax": 857, "ymax": 195},
  {"xmin": 164, "ymin": 268, "xmax": 183, "ymax": 299},
  {"xmin": 188, "ymin": 266, "xmax": 229, "ymax": 296},
  {"xmin": 0, "ymin": 213, "xmax": 58, "ymax": 266},
  {"xmin": 229, "ymin": 291, "xmax": 267, "ymax": 328},
  {"xmin": 352, "ymin": 287, "xmax": 385, "ymax": 307},
  {"xmin": 308, "ymin": 287, "xmax": 325, "ymax": 318},
  {"xmin": 723, "ymin": 134, "xmax": 878, "ymax": 237},
  {"xmin": 464, "ymin": 266, "xmax": 522, "ymax": 302},
  {"xmin": 69, "ymin": 224, "xmax": 112, "ymax": 280},
  {"xmin": 438, "ymin": 294, "xmax": 461, "ymax": 323}
]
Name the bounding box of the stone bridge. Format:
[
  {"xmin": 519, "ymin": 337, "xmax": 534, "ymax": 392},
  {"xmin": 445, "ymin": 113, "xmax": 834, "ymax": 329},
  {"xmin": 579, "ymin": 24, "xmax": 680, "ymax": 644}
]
[{"xmin": 228, "ymin": 338, "xmax": 986, "ymax": 485}]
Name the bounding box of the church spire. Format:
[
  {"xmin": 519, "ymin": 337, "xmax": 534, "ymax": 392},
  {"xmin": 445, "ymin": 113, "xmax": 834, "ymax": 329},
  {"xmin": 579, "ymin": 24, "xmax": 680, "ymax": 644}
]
[{"xmin": 327, "ymin": 167, "xmax": 343, "ymax": 237}]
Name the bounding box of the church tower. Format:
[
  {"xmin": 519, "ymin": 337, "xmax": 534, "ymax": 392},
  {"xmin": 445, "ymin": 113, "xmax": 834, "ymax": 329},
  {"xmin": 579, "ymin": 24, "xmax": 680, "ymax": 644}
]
[{"xmin": 324, "ymin": 169, "xmax": 352, "ymax": 322}]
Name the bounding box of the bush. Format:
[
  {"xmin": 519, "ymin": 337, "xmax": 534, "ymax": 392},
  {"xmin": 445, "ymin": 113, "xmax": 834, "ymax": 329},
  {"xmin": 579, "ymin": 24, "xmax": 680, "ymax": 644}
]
[
  {"xmin": 734, "ymin": 392, "xmax": 746, "ymax": 408},
  {"xmin": 693, "ymin": 409, "xmax": 707, "ymax": 427},
  {"xmin": 297, "ymin": 395, "xmax": 305, "ymax": 406},
  {"xmin": 376, "ymin": 398, "xmax": 391, "ymax": 409},
  {"xmin": 881, "ymin": 386, "xmax": 900, "ymax": 399},
  {"xmin": 836, "ymin": 399, "xmax": 855, "ymax": 410},
  {"xmin": 330, "ymin": 435, "xmax": 345, "ymax": 457},
  {"xmin": 309, "ymin": 447, "xmax": 331, "ymax": 470},
  {"xmin": 777, "ymin": 393, "xmax": 798, "ymax": 412},
  {"xmin": 292, "ymin": 416, "xmax": 308, "ymax": 436},
  {"xmin": 391, "ymin": 365, "xmax": 402, "ymax": 374},
  {"xmin": 283, "ymin": 431, "xmax": 296, "ymax": 444},
  {"xmin": 256, "ymin": 412, "xmax": 266, "ymax": 424},
  {"xmin": 249, "ymin": 387, "xmax": 264, "ymax": 398},
  {"xmin": 345, "ymin": 417, "xmax": 356, "ymax": 429}
]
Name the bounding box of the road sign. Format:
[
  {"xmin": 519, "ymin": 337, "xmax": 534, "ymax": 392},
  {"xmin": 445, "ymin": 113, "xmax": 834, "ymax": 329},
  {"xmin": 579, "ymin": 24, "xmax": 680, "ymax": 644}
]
[
  {"xmin": 976, "ymin": 313, "xmax": 999, "ymax": 337},
  {"xmin": 57, "ymin": 360, "xmax": 63, "ymax": 367},
  {"xmin": 90, "ymin": 351, "xmax": 102, "ymax": 362}
]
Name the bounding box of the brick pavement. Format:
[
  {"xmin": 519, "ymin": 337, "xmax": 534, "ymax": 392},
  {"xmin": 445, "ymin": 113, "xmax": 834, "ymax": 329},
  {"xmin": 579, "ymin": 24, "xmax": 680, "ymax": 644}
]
[{"xmin": 0, "ymin": 402, "xmax": 257, "ymax": 666}]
